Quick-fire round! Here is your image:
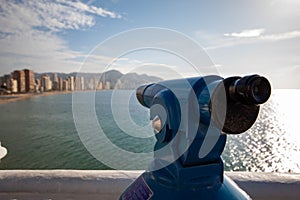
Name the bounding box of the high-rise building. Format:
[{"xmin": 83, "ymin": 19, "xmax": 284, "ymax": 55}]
[
  {"xmin": 0, "ymin": 77, "xmax": 3, "ymax": 87},
  {"xmin": 87, "ymin": 78, "xmax": 94, "ymax": 90},
  {"xmin": 12, "ymin": 70, "xmax": 26, "ymax": 93},
  {"xmin": 3, "ymin": 75, "xmax": 11, "ymax": 89},
  {"xmin": 52, "ymin": 73, "xmax": 59, "ymax": 91},
  {"xmin": 35, "ymin": 79, "xmax": 41, "ymax": 92},
  {"xmin": 41, "ymin": 74, "xmax": 52, "ymax": 92},
  {"xmin": 75, "ymin": 77, "xmax": 81, "ymax": 91},
  {"xmin": 63, "ymin": 79, "xmax": 69, "ymax": 91},
  {"xmin": 68, "ymin": 76, "xmax": 74, "ymax": 91},
  {"xmin": 52, "ymin": 81, "xmax": 59, "ymax": 91},
  {"xmin": 59, "ymin": 77, "xmax": 63, "ymax": 91},
  {"xmin": 94, "ymin": 78, "xmax": 98, "ymax": 90},
  {"xmin": 105, "ymin": 81, "xmax": 111, "ymax": 90},
  {"xmin": 80, "ymin": 77, "xmax": 84, "ymax": 90},
  {"xmin": 24, "ymin": 69, "xmax": 35, "ymax": 92},
  {"xmin": 75, "ymin": 76, "xmax": 85, "ymax": 91},
  {"xmin": 53, "ymin": 73, "xmax": 58, "ymax": 82},
  {"xmin": 8, "ymin": 79, "xmax": 18, "ymax": 93},
  {"xmin": 98, "ymin": 81, "xmax": 104, "ymax": 90}
]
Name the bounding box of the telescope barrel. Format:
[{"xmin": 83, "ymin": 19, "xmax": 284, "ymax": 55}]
[{"xmin": 136, "ymin": 75, "xmax": 271, "ymax": 134}]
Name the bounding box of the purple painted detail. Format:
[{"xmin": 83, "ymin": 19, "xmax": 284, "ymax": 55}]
[{"xmin": 122, "ymin": 176, "xmax": 153, "ymax": 200}]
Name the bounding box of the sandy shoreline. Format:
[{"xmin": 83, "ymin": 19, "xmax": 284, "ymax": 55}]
[{"xmin": 0, "ymin": 91, "xmax": 73, "ymax": 105}]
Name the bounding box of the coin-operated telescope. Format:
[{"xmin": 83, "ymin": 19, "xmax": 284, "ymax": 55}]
[{"xmin": 120, "ymin": 75, "xmax": 271, "ymax": 200}]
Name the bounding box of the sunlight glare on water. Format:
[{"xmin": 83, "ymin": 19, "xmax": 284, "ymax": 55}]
[
  {"xmin": 223, "ymin": 89, "xmax": 300, "ymax": 173},
  {"xmin": 274, "ymin": 89, "xmax": 300, "ymax": 171}
]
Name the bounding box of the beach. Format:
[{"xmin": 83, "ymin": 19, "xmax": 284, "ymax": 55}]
[{"xmin": 0, "ymin": 91, "xmax": 73, "ymax": 105}]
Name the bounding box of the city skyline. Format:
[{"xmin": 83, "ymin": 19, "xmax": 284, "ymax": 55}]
[
  {"xmin": 0, "ymin": 68, "xmax": 162, "ymax": 94},
  {"xmin": 1, "ymin": 69, "xmax": 74, "ymax": 93},
  {"xmin": 0, "ymin": 1, "xmax": 299, "ymax": 88},
  {"xmin": 0, "ymin": 68, "xmax": 114, "ymax": 94}
]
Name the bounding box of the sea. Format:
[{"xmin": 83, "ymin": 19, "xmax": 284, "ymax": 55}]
[{"xmin": 0, "ymin": 90, "xmax": 299, "ymax": 173}]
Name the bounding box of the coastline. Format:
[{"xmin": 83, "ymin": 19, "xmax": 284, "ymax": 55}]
[{"xmin": 0, "ymin": 91, "xmax": 73, "ymax": 105}]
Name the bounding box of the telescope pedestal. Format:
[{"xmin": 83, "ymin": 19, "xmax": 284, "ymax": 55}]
[
  {"xmin": 120, "ymin": 74, "xmax": 271, "ymax": 200},
  {"xmin": 120, "ymin": 160, "xmax": 251, "ymax": 200}
]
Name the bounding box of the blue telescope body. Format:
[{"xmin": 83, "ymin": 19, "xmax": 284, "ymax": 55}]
[{"xmin": 120, "ymin": 75, "xmax": 271, "ymax": 200}]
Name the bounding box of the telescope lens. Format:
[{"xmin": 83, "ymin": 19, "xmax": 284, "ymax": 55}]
[
  {"xmin": 250, "ymin": 77, "xmax": 271, "ymax": 104},
  {"xmin": 232, "ymin": 75, "xmax": 271, "ymax": 104}
]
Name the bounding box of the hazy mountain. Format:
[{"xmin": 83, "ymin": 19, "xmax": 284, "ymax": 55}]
[
  {"xmin": 35, "ymin": 70, "xmax": 162, "ymax": 89},
  {"xmin": 115, "ymin": 73, "xmax": 162, "ymax": 89}
]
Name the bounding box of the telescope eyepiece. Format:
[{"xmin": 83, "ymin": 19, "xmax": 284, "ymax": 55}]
[
  {"xmin": 229, "ymin": 75, "xmax": 271, "ymax": 104},
  {"xmin": 211, "ymin": 74, "xmax": 271, "ymax": 134}
]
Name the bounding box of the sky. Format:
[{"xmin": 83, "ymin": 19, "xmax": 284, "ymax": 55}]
[{"xmin": 0, "ymin": 0, "xmax": 299, "ymax": 88}]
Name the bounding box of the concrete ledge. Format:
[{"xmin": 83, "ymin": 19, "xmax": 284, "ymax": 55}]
[
  {"xmin": 0, "ymin": 170, "xmax": 299, "ymax": 200},
  {"xmin": 0, "ymin": 170, "xmax": 139, "ymax": 200},
  {"xmin": 228, "ymin": 172, "xmax": 300, "ymax": 200}
]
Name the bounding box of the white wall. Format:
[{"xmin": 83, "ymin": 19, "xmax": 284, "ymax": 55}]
[{"xmin": 0, "ymin": 170, "xmax": 299, "ymax": 200}]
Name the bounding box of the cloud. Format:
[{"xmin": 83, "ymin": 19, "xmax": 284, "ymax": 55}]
[
  {"xmin": 0, "ymin": 0, "xmax": 121, "ymax": 34},
  {"xmin": 261, "ymin": 30, "xmax": 300, "ymax": 41},
  {"xmin": 59, "ymin": 0, "xmax": 121, "ymax": 19},
  {"xmin": 202, "ymin": 29, "xmax": 300, "ymax": 50},
  {"xmin": 224, "ymin": 29, "xmax": 300, "ymax": 41},
  {"xmin": 0, "ymin": 28, "xmax": 85, "ymax": 73},
  {"xmin": 224, "ymin": 29, "xmax": 265, "ymax": 38},
  {"xmin": 0, "ymin": 0, "xmax": 121, "ymax": 74}
]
